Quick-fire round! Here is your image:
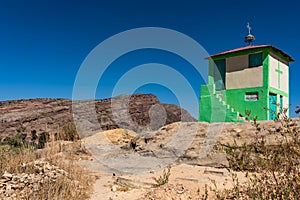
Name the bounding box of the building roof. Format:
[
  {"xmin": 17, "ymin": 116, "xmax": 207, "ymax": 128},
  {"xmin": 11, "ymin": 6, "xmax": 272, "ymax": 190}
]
[{"xmin": 207, "ymin": 45, "xmax": 295, "ymax": 62}]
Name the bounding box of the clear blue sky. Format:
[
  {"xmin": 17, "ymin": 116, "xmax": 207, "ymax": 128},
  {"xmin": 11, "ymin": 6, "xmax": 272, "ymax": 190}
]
[{"xmin": 0, "ymin": 0, "xmax": 299, "ymax": 118}]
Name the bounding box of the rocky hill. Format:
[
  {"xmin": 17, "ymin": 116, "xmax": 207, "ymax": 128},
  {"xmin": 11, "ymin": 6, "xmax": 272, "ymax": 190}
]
[{"xmin": 0, "ymin": 94, "xmax": 196, "ymax": 137}]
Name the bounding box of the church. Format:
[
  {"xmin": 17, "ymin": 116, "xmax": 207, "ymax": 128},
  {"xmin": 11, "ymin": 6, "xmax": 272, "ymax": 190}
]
[{"xmin": 199, "ymin": 24, "xmax": 294, "ymax": 122}]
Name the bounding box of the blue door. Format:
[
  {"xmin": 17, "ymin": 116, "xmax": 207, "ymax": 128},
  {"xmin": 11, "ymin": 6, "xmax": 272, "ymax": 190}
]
[{"xmin": 269, "ymin": 93, "xmax": 277, "ymax": 120}]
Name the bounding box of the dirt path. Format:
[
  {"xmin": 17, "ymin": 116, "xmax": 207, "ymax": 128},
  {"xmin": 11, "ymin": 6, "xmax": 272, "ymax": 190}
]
[{"xmin": 84, "ymin": 162, "xmax": 247, "ymax": 200}]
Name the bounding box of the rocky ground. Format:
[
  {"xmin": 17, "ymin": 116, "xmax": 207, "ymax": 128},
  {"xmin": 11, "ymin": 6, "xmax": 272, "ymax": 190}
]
[
  {"xmin": 0, "ymin": 160, "xmax": 68, "ymax": 199},
  {"xmin": 78, "ymin": 119, "xmax": 300, "ymax": 199},
  {"xmin": 1, "ymin": 119, "xmax": 300, "ymax": 199}
]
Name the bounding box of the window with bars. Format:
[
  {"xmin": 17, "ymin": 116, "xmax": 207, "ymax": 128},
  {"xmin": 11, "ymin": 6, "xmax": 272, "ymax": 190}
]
[{"xmin": 245, "ymin": 92, "xmax": 259, "ymax": 101}]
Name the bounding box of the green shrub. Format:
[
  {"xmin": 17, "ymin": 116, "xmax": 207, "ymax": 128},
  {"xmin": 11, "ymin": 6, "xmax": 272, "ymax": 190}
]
[
  {"xmin": 152, "ymin": 165, "xmax": 171, "ymax": 186},
  {"xmin": 31, "ymin": 130, "xmax": 38, "ymax": 140}
]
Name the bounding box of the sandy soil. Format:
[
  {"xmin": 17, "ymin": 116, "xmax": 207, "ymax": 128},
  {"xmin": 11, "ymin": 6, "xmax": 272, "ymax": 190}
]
[{"xmin": 85, "ymin": 163, "xmax": 248, "ymax": 200}]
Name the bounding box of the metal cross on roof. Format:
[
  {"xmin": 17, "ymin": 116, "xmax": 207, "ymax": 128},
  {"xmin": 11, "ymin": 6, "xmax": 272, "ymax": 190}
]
[
  {"xmin": 247, "ymin": 22, "xmax": 251, "ymax": 35},
  {"xmin": 244, "ymin": 22, "xmax": 255, "ymax": 45}
]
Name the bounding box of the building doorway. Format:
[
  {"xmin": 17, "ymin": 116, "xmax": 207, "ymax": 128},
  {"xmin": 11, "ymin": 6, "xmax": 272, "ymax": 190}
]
[{"xmin": 269, "ymin": 93, "xmax": 277, "ymax": 120}]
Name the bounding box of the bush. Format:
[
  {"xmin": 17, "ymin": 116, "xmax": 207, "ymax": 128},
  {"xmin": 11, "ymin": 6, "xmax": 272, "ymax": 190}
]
[
  {"xmin": 37, "ymin": 132, "xmax": 50, "ymax": 149},
  {"xmin": 216, "ymin": 114, "xmax": 300, "ymax": 199},
  {"xmin": 152, "ymin": 165, "xmax": 171, "ymax": 186},
  {"xmin": 31, "ymin": 130, "xmax": 38, "ymax": 140},
  {"xmin": 0, "ymin": 133, "xmax": 26, "ymax": 148},
  {"xmin": 57, "ymin": 121, "xmax": 80, "ymax": 141}
]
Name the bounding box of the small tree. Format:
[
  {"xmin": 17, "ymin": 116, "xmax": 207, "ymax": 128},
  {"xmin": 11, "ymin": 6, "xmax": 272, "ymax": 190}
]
[
  {"xmin": 60, "ymin": 121, "xmax": 80, "ymax": 141},
  {"xmin": 31, "ymin": 130, "xmax": 38, "ymax": 141},
  {"xmin": 37, "ymin": 132, "xmax": 49, "ymax": 149}
]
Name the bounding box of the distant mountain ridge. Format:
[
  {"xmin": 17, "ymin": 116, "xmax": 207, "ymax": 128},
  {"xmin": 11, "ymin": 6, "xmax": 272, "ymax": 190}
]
[{"xmin": 0, "ymin": 94, "xmax": 196, "ymax": 136}]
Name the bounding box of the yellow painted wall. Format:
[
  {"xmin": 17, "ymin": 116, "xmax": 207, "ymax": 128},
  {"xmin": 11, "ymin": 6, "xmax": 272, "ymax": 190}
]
[{"xmin": 226, "ymin": 55, "xmax": 263, "ymax": 89}]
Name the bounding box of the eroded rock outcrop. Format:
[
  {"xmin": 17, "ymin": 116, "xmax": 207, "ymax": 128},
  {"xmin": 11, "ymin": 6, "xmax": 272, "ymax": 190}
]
[
  {"xmin": 0, "ymin": 94, "xmax": 196, "ymax": 137},
  {"xmin": 81, "ymin": 119, "xmax": 300, "ymax": 174}
]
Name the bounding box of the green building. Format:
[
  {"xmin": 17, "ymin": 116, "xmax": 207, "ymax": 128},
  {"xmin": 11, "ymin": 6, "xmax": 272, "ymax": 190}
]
[{"xmin": 199, "ymin": 44, "xmax": 294, "ymax": 122}]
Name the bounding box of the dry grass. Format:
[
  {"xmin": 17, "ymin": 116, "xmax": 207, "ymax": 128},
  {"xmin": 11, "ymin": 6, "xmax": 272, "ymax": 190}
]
[
  {"xmin": 56, "ymin": 120, "xmax": 80, "ymax": 141},
  {"xmin": 0, "ymin": 136, "xmax": 94, "ymax": 199},
  {"xmin": 214, "ymin": 112, "xmax": 300, "ymax": 199}
]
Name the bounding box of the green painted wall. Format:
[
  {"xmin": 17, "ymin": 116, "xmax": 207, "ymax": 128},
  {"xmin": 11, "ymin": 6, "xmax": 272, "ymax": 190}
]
[
  {"xmin": 199, "ymin": 84, "xmax": 243, "ymax": 122},
  {"xmin": 225, "ymin": 87, "xmax": 268, "ymax": 120},
  {"xmin": 208, "ymin": 59, "xmax": 214, "ymax": 84},
  {"xmin": 262, "ymin": 50, "xmax": 269, "ymax": 88}
]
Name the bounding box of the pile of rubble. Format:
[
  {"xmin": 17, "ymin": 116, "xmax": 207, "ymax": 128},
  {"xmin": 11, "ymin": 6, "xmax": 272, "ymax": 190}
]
[{"xmin": 0, "ymin": 160, "xmax": 68, "ymax": 199}]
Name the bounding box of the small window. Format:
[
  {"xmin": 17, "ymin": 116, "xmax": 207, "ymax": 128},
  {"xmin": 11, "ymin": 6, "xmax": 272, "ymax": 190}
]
[
  {"xmin": 249, "ymin": 53, "xmax": 263, "ymax": 67},
  {"xmin": 245, "ymin": 92, "xmax": 259, "ymax": 101}
]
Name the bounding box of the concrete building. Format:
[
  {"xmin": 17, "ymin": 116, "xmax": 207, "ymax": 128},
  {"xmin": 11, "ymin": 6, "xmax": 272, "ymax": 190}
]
[{"xmin": 199, "ymin": 45, "xmax": 294, "ymax": 122}]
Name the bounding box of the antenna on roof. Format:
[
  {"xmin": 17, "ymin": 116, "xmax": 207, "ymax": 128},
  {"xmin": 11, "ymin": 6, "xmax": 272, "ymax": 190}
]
[{"xmin": 244, "ymin": 22, "xmax": 255, "ymax": 45}]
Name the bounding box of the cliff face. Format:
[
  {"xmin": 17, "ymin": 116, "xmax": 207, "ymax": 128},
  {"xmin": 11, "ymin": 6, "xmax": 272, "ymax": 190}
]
[{"xmin": 0, "ymin": 94, "xmax": 196, "ymax": 136}]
